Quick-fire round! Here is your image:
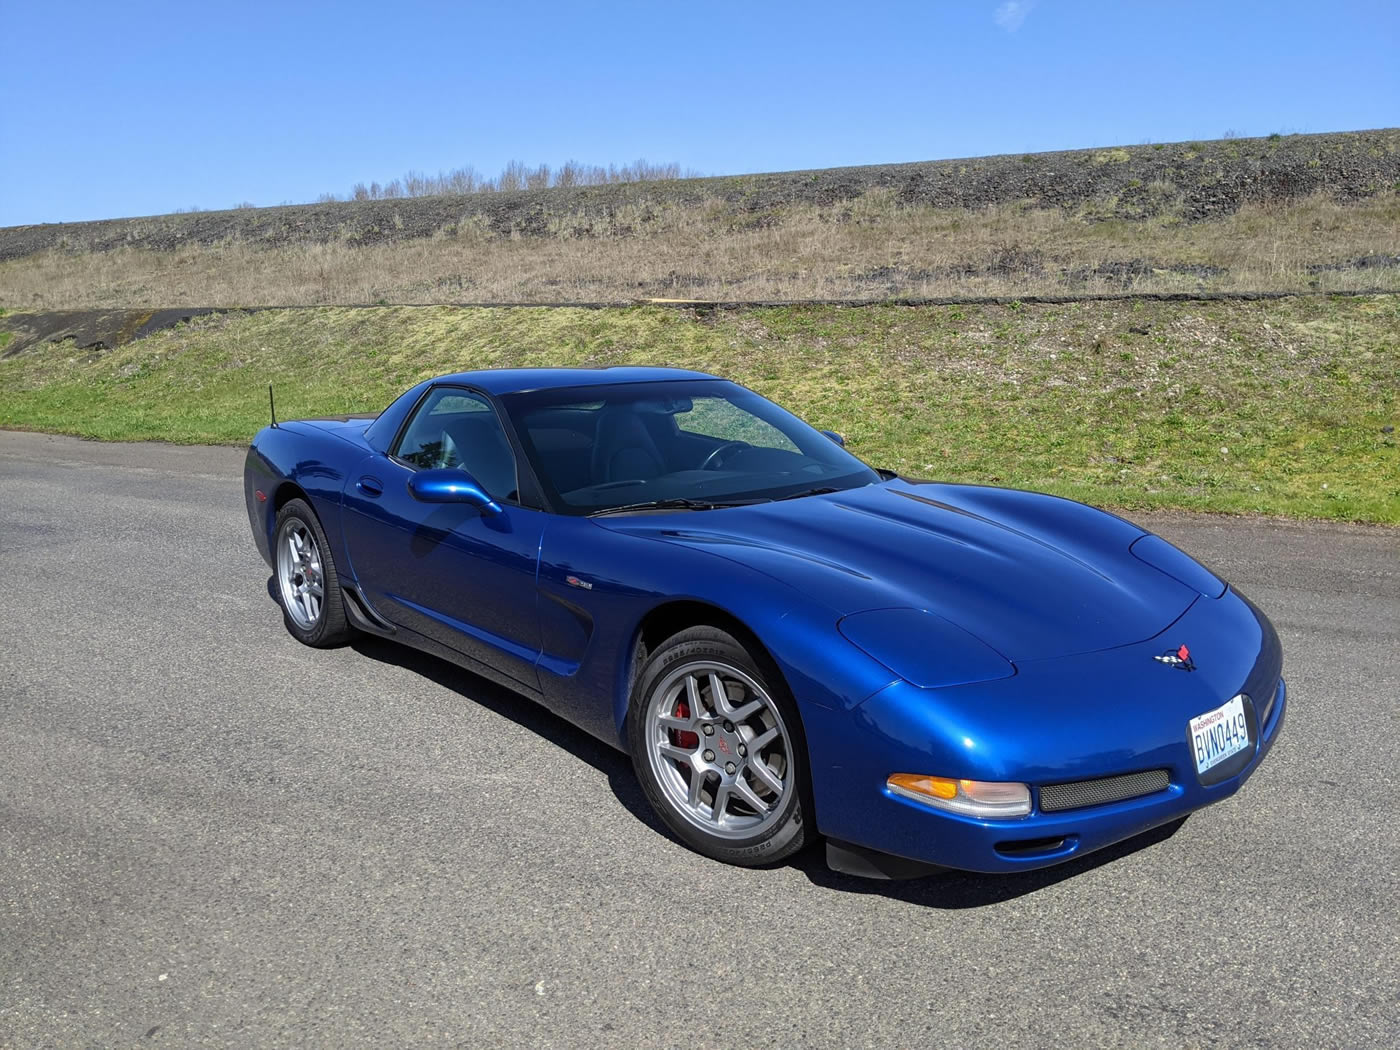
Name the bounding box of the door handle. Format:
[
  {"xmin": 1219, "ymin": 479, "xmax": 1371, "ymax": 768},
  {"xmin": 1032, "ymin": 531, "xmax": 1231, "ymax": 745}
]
[{"xmin": 357, "ymin": 476, "xmax": 384, "ymax": 497}]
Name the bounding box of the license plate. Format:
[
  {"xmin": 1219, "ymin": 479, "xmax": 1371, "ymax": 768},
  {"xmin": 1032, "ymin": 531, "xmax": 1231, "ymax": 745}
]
[{"xmin": 1189, "ymin": 695, "xmax": 1250, "ymax": 775}]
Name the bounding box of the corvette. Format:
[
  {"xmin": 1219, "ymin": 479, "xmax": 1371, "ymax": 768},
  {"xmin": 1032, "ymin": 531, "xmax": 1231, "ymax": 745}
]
[{"xmin": 243, "ymin": 367, "xmax": 1285, "ymax": 878}]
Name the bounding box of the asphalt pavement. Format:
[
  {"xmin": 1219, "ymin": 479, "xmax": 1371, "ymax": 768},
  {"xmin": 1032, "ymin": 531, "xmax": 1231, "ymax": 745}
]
[{"xmin": 1, "ymin": 430, "xmax": 1396, "ymax": 1049}]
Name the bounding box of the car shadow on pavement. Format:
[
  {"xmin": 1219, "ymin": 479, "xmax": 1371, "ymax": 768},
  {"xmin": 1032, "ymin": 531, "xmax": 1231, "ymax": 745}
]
[
  {"xmin": 322, "ymin": 588, "xmax": 1188, "ymax": 910},
  {"xmin": 344, "ymin": 633, "xmax": 670, "ymax": 837},
  {"xmin": 793, "ymin": 817, "xmax": 1188, "ymax": 908}
]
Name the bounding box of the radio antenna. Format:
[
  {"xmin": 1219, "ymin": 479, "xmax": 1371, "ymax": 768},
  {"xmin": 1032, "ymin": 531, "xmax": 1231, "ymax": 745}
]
[{"xmin": 269, "ymin": 384, "xmax": 278, "ymax": 428}]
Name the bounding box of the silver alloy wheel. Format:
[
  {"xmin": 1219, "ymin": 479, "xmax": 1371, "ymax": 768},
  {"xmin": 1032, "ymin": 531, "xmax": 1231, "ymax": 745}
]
[
  {"xmin": 643, "ymin": 660, "xmax": 795, "ymax": 840},
  {"xmin": 276, "ymin": 517, "xmax": 325, "ymax": 630}
]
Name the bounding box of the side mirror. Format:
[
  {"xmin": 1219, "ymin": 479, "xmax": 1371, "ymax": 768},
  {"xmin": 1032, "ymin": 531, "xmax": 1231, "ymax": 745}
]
[
  {"xmin": 407, "ymin": 468, "xmax": 501, "ymax": 513},
  {"xmin": 820, "ymin": 429, "xmax": 846, "ymax": 447}
]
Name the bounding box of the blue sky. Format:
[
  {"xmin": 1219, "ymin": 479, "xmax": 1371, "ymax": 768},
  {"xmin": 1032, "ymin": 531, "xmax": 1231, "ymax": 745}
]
[{"xmin": 2, "ymin": 1, "xmax": 1396, "ymax": 225}]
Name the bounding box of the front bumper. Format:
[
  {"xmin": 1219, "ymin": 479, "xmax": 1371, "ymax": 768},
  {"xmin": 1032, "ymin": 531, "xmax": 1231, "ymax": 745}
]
[
  {"xmin": 884, "ymin": 677, "xmax": 1282, "ymax": 873},
  {"xmin": 806, "ymin": 588, "xmax": 1287, "ymax": 874}
]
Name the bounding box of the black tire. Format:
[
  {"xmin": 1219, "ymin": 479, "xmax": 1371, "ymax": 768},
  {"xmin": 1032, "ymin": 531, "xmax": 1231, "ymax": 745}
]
[
  {"xmin": 627, "ymin": 626, "xmax": 814, "ymax": 867},
  {"xmin": 272, "ymin": 498, "xmax": 353, "ymax": 648}
]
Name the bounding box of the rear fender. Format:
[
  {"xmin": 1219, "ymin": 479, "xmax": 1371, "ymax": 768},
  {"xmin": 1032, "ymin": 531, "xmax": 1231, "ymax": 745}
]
[{"xmin": 243, "ymin": 423, "xmax": 369, "ymax": 577}]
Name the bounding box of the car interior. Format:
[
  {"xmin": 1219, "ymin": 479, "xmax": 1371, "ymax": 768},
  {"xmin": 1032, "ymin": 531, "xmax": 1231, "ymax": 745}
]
[{"xmin": 396, "ymin": 386, "xmax": 871, "ymax": 512}]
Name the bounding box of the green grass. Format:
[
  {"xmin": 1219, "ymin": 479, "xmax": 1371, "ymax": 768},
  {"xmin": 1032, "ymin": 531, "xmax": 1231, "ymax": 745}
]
[{"xmin": 1, "ymin": 297, "xmax": 1397, "ymax": 522}]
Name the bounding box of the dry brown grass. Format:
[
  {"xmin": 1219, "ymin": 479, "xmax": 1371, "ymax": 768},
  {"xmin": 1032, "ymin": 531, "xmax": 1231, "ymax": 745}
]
[{"xmin": 2, "ymin": 191, "xmax": 1396, "ymax": 308}]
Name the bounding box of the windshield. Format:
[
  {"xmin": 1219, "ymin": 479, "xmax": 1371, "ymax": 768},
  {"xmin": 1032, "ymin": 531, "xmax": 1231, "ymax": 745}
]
[{"xmin": 502, "ymin": 379, "xmax": 880, "ymax": 515}]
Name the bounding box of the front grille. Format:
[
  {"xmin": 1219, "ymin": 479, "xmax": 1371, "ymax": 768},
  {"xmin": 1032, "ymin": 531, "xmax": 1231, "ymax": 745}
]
[{"xmin": 1039, "ymin": 769, "xmax": 1170, "ymax": 812}]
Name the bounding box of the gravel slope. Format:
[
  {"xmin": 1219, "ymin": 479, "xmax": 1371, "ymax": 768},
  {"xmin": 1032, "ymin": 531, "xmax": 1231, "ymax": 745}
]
[{"xmin": 2, "ymin": 128, "xmax": 1396, "ymax": 261}]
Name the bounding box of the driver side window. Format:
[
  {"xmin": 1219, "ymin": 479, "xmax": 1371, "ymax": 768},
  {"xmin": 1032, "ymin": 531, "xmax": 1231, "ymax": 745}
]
[{"xmin": 394, "ymin": 387, "xmax": 520, "ymax": 500}]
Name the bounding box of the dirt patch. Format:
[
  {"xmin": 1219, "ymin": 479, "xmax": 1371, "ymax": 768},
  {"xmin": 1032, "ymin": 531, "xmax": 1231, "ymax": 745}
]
[
  {"xmin": 1066, "ymin": 259, "xmax": 1229, "ymax": 288},
  {"xmin": 837, "ymin": 257, "xmax": 1228, "ymax": 294},
  {"xmin": 0, "ymin": 309, "xmax": 228, "ymax": 359},
  {"xmin": 1307, "ymin": 253, "xmax": 1400, "ymax": 274}
]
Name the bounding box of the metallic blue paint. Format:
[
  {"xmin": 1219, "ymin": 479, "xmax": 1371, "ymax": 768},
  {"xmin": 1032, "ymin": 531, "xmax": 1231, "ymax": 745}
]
[
  {"xmin": 838, "ymin": 609, "xmax": 1015, "ymax": 689},
  {"xmin": 244, "ymin": 367, "xmax": 1285, "ymax": 874},
  {"xmin": 406, "ymin": 468, "xmax": 502, "ymax": 512},
  {"xmin": 1130, "ymin": 532, "xmax": 1227, "ymax": 598}
]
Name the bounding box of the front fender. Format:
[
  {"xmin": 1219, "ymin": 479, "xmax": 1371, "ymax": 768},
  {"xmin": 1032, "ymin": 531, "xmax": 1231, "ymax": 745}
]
[{"xmin": 534, "ymin": 516, "xmax": 900, "ymax": 747}]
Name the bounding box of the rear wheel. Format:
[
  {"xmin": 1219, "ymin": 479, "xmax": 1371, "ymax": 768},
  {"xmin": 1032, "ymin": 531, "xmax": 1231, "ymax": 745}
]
[
  {"xmin": 628, "ymin": 626, "xmax": 813, "ymax": 866},
  {"xmin": 273, "ymin": 498, "xmax": 352, "ymax": 647}
]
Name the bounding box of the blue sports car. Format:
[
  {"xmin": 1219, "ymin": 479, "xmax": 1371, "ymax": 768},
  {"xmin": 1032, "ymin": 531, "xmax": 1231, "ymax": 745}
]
[{"xmin": 243, "ymin": 367, "xmax": 1285, "ymax": 878}]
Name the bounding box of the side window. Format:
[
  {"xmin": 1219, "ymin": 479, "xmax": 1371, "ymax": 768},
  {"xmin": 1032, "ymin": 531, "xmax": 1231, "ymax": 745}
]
[
  {"xmin": 394, "ymin": 387, "xmax": 520, "ymax": 500},
  {"xmin": 678, "ymin": 396, "xmax": 800, "ymax": 453}
]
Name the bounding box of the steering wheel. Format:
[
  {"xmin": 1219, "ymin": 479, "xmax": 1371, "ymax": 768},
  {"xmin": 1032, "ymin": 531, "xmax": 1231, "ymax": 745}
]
[{"xmin": 699, "ymin": 440, "xmax": 750, "ymax": 471}]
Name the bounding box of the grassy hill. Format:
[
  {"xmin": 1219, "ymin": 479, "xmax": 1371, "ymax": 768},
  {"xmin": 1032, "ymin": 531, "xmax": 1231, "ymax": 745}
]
[
  {"xmin": 2, "ymin": 130, "xmax": 1397, "ymax": 307},
  {"xmin": 2, "ymin": 296, "xmax": 1395, "ymax": 523}
]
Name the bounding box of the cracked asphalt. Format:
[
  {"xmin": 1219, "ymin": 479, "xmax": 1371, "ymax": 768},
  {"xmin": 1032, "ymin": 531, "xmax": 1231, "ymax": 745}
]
[{"xmin": 1, "ymin": 430, "xmax": 1396, "ymax": 1048}]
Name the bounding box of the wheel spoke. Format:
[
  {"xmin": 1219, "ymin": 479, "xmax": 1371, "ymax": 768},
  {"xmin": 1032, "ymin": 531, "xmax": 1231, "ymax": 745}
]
[
  {"xmin": 732, "ymin": 777, "xmax": 771, "ymax": 814},
  {"xmin": 728, "ymin": 698, "xmax": 764, "ymax": 723},
  {"xmin": 657, "ymin": 742, "xmax": 693, "ymax": 764},
  {"xmin": 747, "ymin": 758, "xmax": 784, "ymax": 795},
  {"xmin": 685, "ymin": 674, "xmax": 704, "ymax": 716},
  {"xmin": 658, "ymin": 712, "xmax": 693, "ymax": 732},
  {"xmin": 710, "ymin": 782, "xmax": 731, "ymax": 820},
  {"xmin": 747, "ymin": 725, "xmax": 780, "ymax": 752},
  {"xmin": 687, "ymin": 769, "xmax": 707, "ymax": 807},
  {"xmin": 707, "ymin": 673, "xmax": 730, "ymax": 714}
]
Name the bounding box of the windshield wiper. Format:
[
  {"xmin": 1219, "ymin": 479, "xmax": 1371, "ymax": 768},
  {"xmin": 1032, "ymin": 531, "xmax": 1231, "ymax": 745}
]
[
  {"xmin": 775, "ymin": 486, "xmax": 841, "ymax": 502},
  {"xmin": 588, "ymin": 497, "xmax": 768, "ymax": 517}
]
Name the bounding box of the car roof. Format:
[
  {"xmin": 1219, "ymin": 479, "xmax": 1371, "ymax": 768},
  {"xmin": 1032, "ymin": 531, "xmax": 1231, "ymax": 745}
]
[{"xmin": 438, "ymin": 366, "xmax": 722, "ymax": 395}]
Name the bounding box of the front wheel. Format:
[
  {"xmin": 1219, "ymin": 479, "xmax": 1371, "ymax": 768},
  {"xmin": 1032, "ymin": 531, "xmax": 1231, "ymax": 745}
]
[
  {"xmin": 273, "ymin": 498, "xmax": 353, "ymax": 648},
  {"xmin": 628, "ymin": 626, "xmax": 813, "ymax": 866}
]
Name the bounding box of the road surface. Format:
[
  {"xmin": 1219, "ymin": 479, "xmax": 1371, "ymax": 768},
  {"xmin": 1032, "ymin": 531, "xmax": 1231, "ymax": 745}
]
[{"xmin": 1, "ymin": 431, "xmax": 1396, "ymax": 1048}]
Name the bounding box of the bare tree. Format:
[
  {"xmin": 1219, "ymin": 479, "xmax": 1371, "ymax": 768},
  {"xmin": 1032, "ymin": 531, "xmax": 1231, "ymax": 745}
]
[
  {"xmin": 446, "ymin": 167, "xmax": 479, "ymax": 194},
  {"xmin": 497, "ymin": 160, "xmax": 528, "ymax": 192},
  {"xmin": 327, "ymin": 156, "xmax": 696, "ymax": 202}
]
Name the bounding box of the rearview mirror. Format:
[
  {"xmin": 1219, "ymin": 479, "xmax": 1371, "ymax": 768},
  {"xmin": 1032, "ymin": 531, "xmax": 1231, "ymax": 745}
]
[
  {"xmin": 820, "ymin": 430, "xmax": 846, "ymax": 447},
  {"xmin": 407, "ymin": 468, "xmax": 501, "ymax": 513}
]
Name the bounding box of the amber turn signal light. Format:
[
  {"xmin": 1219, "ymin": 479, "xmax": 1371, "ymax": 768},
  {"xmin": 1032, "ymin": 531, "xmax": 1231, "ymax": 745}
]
[{"xmin": 886, "ymin": 774, "xmax": 1031, "ymax": 818}]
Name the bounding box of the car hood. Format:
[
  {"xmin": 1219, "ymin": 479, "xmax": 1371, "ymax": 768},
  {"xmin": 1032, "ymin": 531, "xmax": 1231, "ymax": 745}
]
[{"xmin": 599, "ymin": 480, "xmax": 1201, "ymax": 662}]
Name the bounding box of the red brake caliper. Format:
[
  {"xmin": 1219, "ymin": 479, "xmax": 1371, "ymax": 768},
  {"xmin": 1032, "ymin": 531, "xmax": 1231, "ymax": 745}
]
[{"xmin": 670, "ymin": 699, "xmax": 700, "ymax": 751}]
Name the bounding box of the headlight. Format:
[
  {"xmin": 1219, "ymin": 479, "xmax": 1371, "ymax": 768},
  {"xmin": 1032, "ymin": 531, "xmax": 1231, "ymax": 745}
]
[
  {"xmin": 887, "ymin": 774, "xmax": 1031, "ymax": 818},
  {"xmin": 839, "ymin": 608, "xmax": 1014, "ymax": 689}
]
